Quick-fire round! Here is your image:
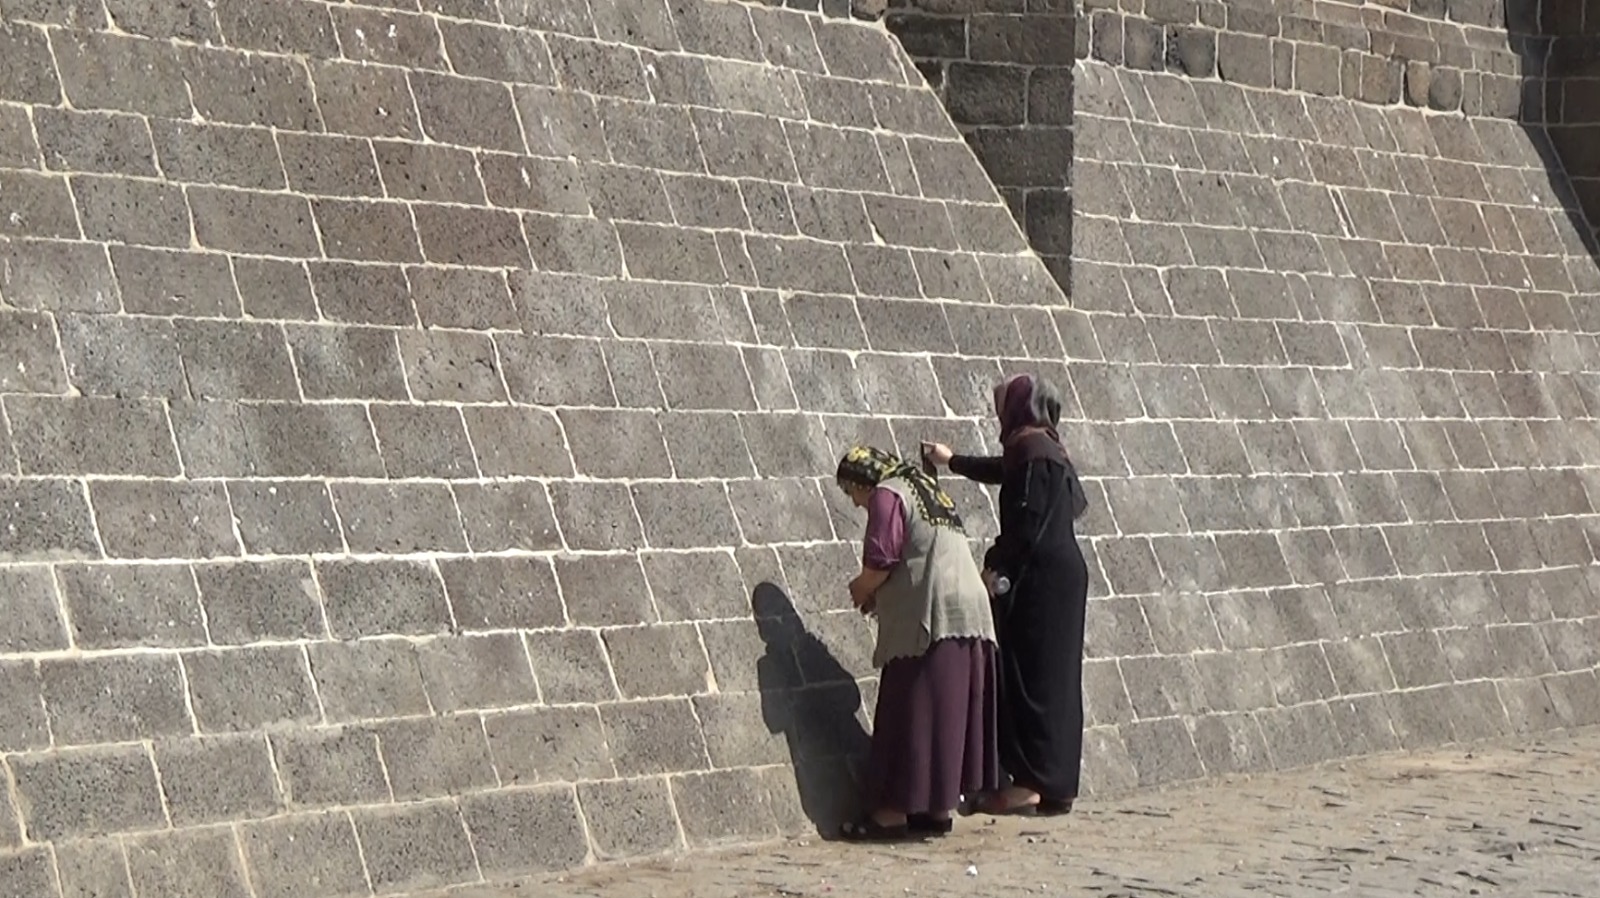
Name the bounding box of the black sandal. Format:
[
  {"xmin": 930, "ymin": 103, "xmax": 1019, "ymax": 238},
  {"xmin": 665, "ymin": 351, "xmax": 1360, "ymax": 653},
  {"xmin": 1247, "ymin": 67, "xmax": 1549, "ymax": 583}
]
[
  {"xmin": 839, "ymin": 817, "xmax": 924, "ymax": 842},
  {"xmin": 907, "ymin": 813, "xmax": 953, "ymax": 835}
]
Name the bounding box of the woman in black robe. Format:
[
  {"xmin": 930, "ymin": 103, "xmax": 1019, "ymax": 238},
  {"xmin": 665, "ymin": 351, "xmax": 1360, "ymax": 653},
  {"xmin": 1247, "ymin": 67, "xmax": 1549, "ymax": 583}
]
[{"xmin": 923, "ymin": 372, "xmax": 1089, "ymax": 816}]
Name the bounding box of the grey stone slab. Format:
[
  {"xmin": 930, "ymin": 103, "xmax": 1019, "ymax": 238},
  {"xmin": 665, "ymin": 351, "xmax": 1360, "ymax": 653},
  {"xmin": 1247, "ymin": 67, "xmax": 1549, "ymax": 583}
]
[
  {"xmin": 153, "ymin": 733, "xmax": 282, "ymax": 826},
  {"xmin": 58, "ymin": 562, "xmax": 206, "ymax": 650},
  {"xmin": 271, "ymin": 727, "xmax": 389, "ymax": 809},
  {"xmin": 183, "ymin": 645, "xmax": 320, "ymax": 733},
  {"xmin": 124, "ymin": 826, "xmax": 252, "ymax": 898},
  {"xmin": 395, "ymin": 330, "xmax": 507, "ymax": 405},
  {"xmin": 462, "ymin": 405, "xmax": 573, "ymax": 478},
  {"xmin": 306, "ymin": 638, "xmax": 431, "ymax": 724},
  {"xmin": 484, "ymin": 706, "xmax": 614, "ymax": 785},
  {"xmin": 193, "ymin": 559, "xmax": 325, "ymax": 644},
  {"xmin": 600, "ymin": 699, "xmax": 711, "ymax": 776},
  {"xmin": 579, "ymin": 777, "xmax": 682, "ymax": 860},
  {"xmin": 439, "ymin": 556, "xmax": 564, "ymax": 631},
  {"xmin": 1121, "ymin": 717, "xmax": 1205, "ymax": 788},
  {"xmin": 416, "ymin": 632, "xmax": 539, "ymax": 713},
  {"xmin": 100, "ymin": 150, "xmax": 232, "ymax": 235},
  {"xmin": 0, "ymin": 171, "xmax": 76, "ymax": 242},
  {"xmin": 631, "ymin": 481, "xmax": 743, "ymax": 550},
  {"xmin": 88, "ymin": 481, "xmax": 238, "ymax": 560},
  {"xmin": 497, "ymin": 336, "xmax": 615, "ymax": 407},
  {"xmin": 603, "ymin": 624, "xmax": 712, "ymax": 699},
  {"xmin": 652, "ymin": 342, "xmax": 759, "ymax": 412},
  {"xmin": 0, "ymin": 478, "xmax": 99, "ymax": 563},
  {"xmin": 11, "ymin": 744, "xmax": 165, "ymax": 840},
  {"xmin": 727, "ymin": 478, "xmax": 835, "ymax": 546},
  {"xmin": 169, "ymin": 400, "xmax": 386, "ymax": 479},
  {"xmin": 41, "ymin": 653, "xmax": 192, "ymax": 745},
  {"xmin": 0, "ymin": 661, "xmax": 48, "ymax": 753},
  {"xmin": 460, "ymin": 786, "xmax": 590, "ymax": 877},
  {"xmin": 232, "ymin": 257, "xmax": 317, "ymax": 321},
  {"xmin": 55, "ymin": 837, "xmax": 133, "ymax": 898},
  {"xmin": 553, "ymin": 555, "xmax": 656, "ymax": 627},
  {"xmin": 414, "ymin": 203, "xmax": 531, "ymax": 268},
  {"xmin": 317, "ymin": 558, "xmax": 453, "ymax": 637},
  {"xmin": 238, "ymin": 812, "xmax": 369, "ymax": 898},
  {"xmin": 693, "ymin": 692, "xmax": 790, "ymax": 769},
  {"xmin": 0, "ymin": 567, "xmax": 68, "ymax": 652},
  {"xmin": 147, "ymin": 120, "xmax": 281, "ymax": 189},
  {"xmin": 0, "ymin": 239, "xmax": 119, "ymax": 314},
  {"xmin": 56, "ymin": 313, "xmax": 185, "ymax": 399},
  {"xmin": 352, "ymin": 800, "xmax": 479, "ymax": 893},
  {"xmin": 642, "ymin": 550, "xmax": 749, "ymax": 623},
  {"xmin": 0, "ymin": 309, "xmax": 67, "ymax": 395},
  {"xmin": 452, "ymin": 482, "xmax": 561, "ymax": 553},
  {"xmin": 524, "ymin": 629, "xmax": 619, "ymax": 705},
  {"xmin": 225, "ymin": 481, "xmax": 343, "ymax": 556},
  {"xmin": 7, "ymin": 396, "xmax": 179, "ymax": 476},
  {"xmin": 0, "ymin": 846, "xmax": 57, "ymax": 898},
  {"xmin": 368, "ymin": 715, "xmax": 496, "ymax": 801}
]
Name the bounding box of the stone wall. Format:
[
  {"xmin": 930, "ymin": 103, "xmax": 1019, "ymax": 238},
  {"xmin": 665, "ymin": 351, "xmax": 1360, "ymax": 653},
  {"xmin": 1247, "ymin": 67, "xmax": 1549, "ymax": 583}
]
[
  {"xmin": 0, "ymin": 0, "xmax": 1057, "ymax": 893},
  {"xmin": 1065, "ymin": 0, "xmax": 1600, "ymax": 793}
]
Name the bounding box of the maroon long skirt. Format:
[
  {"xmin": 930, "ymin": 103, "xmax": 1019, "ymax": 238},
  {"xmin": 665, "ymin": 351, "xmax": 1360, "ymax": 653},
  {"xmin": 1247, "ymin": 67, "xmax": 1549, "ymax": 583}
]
[{"xmin": 864, "ymin": 636, "xmax": 1001, "ymax": 815}]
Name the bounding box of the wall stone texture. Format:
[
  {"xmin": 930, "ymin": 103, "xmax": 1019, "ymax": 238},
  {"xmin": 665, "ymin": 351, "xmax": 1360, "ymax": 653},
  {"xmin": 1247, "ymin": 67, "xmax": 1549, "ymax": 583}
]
[{"xmin": 1, "ymin": 0, "xmax": 1599, "ymax": 895}]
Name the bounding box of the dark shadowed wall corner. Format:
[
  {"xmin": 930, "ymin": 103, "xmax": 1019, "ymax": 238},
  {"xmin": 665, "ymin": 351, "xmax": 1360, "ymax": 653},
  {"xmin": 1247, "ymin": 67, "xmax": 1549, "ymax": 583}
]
[
  {"xmin": 1528, "ymin": 0, "xmax": 1600, "ymax": 248},
  {"xmin": 751, "ymin": 0, "xmax": 1078, "ymax": 290},
  {"xmin": 879, "ymin": 1, "xmax": 1078, "ymax": 289}
]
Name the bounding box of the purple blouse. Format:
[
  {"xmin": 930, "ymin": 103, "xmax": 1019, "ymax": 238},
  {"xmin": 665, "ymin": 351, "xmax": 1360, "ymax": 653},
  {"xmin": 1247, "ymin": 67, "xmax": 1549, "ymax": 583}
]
[{"xmin": 862, "ymin": 486, "xmax": 907, "ymax": 570}]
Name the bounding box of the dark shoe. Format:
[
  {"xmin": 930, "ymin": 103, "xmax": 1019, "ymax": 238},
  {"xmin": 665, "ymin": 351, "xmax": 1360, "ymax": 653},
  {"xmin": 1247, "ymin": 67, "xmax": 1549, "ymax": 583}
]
[
  {"xmin": 839, "ymin": 817, "xmax": 925, "ymax": 842},
  {"xmin": 907, "ymin": 813, "xmax": 953, "ymax": 835},
  {"xmin": 1036, "ymin": 797, "xmax": 1074, "ymax": 816}
]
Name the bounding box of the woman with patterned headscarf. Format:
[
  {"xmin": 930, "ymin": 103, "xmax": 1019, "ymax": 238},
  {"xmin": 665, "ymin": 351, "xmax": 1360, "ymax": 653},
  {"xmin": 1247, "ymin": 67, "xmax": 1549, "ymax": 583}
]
[
  {"xmin": 922, "ymin": 373, "xmax": 1090, "ymax": 818},
  {"xmin": 832, "ymin": 445, "xmax": 1000, "ymax": 842}
]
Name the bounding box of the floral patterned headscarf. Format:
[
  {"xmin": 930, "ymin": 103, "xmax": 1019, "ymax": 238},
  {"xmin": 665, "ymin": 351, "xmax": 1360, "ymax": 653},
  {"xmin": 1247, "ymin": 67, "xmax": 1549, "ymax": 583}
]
[{"xmin": 835, "ymin": 445, "xmax": 964, "ymax": 532}]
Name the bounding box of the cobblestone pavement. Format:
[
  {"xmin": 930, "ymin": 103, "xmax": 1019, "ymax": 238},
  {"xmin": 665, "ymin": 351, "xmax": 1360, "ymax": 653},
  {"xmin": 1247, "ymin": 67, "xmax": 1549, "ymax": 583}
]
[{"xmin": 432, "ymin": 726, "xmax": 1600, "ymax": 898}]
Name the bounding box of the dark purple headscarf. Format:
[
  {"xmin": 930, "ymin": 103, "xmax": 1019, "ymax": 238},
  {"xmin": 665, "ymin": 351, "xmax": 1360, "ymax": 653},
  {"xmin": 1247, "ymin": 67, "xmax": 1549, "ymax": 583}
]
[
  {"xmin": 993, "ymin": 372, "xmax": 1065, "ymax": 449},
  {"xmin": 993, "ymin": 373, "xmax": 1086, "ymax": 518}
]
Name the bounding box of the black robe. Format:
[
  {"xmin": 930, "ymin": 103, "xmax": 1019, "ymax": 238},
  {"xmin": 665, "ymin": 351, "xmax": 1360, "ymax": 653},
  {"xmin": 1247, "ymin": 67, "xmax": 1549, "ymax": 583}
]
[{"xmin": 951, "ymin": 431, "xmax": 1089, "ymax": 800}]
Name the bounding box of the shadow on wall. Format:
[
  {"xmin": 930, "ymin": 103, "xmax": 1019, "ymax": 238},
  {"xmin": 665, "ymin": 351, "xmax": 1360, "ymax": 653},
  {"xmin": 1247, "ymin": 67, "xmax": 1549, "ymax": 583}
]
[
  {"xmin": 753, "ymin": 582, "xmax": 872, "ymax": 837},
  {"xmin": 1510, "ymin": 0, "xmax": 1600, "ymax": 256}
]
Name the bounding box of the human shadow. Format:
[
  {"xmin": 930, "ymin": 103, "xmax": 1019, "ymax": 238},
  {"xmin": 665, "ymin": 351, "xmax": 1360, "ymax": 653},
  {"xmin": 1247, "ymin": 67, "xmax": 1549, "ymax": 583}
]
[{"xmin": 753, "ymin": 582, "xmax": 872, "ymax": 837}]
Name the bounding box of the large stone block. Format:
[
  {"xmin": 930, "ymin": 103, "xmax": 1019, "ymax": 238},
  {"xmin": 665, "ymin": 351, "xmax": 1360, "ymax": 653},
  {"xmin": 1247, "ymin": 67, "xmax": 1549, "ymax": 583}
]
[
  {"xmin": 238, "ymin": 812, "xmax": 368, "ymax": 898},
  {"xmin": 579, "ymin": 777, "xmax": 683, "ymax": 859},
  {"xmin": 183, "ymin": 646, "xmax": 321, "ymax": 733},
  {"xmin": 56, "ymin": 563, "xmax": 205, "ymax": 650},
  {"xmin": 367, "ymin": 715, "xmax": 497, "ymax": 801},
  {"xmin": 11, "ymin": 745, "xmax": 166, "ymax": 840},
  {"xmin": 306, "ymin": 638, "xmax": 432, "ymax": 723},
  {"xmin": 0, "ymin": 567, "xmax": 68, "ymax": 652},
  {"xmin": 123, "ymin": 826, "xmax": 253, "ymax": 898},
  {"xmin": 40, "ymin": 654, "xmax": 192, "ymax": 745},
  {"xmin": 54, "ymin": 837, "xmax": 134, "ymax": 898},
  {"xmin": 271, "ymin": 727, "xmax": 389, "ymax": 809},
  {"xmin": 316, "ymin": 559, "xmax": 453, "ymax": 638},
  {"xmin": 153, "ymin": 734, "xmax": 283, "ymax": 826},
  {"xmin": 350, "ymin": 800, "xmax": 479, "ymax": 893},
  {"xmin": 460, "ymin": 787, "xmax": 590, "ymax": 877}
]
